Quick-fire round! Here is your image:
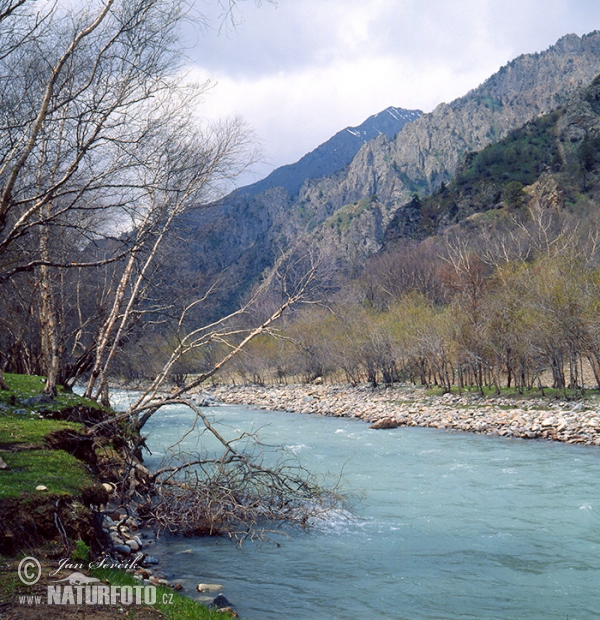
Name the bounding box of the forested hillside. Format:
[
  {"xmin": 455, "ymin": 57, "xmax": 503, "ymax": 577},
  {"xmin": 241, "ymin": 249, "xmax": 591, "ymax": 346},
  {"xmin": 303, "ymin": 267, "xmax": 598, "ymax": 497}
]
[
  {"xmin": 231, "ymin": 76, "xmax": 600, "ymax": 395},
  {"xmin": 162, "ymin": 31, "xmax": 600, "ymax": 321}
]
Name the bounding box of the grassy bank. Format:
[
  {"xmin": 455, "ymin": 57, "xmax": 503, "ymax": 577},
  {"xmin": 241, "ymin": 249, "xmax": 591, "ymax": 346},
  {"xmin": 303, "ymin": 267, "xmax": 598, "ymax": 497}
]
[
  {"xmin": 91, "ymin": 567, "xmax": 227, "ymax": 620},
  {"xmin": 0, "ymin": 373, "xmax": 230, "ymax": 619},
  {"xmin": 0, "ymin": 373, "xmax": 106, "ymax": 555}
]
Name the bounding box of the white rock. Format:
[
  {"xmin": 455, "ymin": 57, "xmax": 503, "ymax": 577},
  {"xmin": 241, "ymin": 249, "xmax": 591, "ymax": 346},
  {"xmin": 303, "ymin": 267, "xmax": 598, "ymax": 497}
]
[
  {"xmin": 126, "ymin": 539, "xmax": 140, "ymax": 552},
  {"xmin": 197, "ymin": 583, "xmax": 224, "ymax": 592},
  {"xmin": 35, "ymin": 485, "xmax": 48, "ymax": 491}
]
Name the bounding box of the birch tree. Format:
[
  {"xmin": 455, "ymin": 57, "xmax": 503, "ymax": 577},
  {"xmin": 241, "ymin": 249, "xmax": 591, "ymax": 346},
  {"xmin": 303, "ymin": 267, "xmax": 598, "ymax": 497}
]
[{"xmin": 0, "ymin": 0, "xmax": 258, "ymax": 393}]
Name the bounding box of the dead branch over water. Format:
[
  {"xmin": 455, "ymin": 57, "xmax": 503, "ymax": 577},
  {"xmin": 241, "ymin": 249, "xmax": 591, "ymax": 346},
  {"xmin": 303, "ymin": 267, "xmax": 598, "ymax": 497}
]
[{"xmin": 133, "ymin": 398, "xmax": 343, "ymax": 542}]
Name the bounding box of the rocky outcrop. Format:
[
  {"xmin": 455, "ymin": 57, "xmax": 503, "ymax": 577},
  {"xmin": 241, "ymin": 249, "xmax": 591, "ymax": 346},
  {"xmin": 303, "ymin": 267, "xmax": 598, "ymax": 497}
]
[{"xmin": 170, "ymin": 32, "xmax": 600, "ymax": 314}]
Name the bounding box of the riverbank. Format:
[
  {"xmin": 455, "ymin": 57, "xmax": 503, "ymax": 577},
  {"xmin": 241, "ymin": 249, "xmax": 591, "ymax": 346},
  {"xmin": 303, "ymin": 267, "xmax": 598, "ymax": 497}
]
[
  {"xmin": 0, "ymin": 373, "xmax": 229, "ymax": 619},
  {"xmin": 207, "ymin": 383, "xmax": 600, "ymax": 446}
]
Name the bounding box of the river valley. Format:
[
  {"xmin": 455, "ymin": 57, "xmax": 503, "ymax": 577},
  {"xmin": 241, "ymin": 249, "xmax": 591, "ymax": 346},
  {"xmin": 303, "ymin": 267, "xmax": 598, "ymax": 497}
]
[{"xmin": 132, "ymin": 397, "xmax": 600, "ymax": 620}]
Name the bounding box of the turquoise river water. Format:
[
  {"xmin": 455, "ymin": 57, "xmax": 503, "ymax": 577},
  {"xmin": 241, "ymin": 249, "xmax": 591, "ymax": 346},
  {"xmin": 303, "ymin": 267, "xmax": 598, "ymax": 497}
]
[{"xmin": 130, "ymin": 398, "xmax": 600, "ymax": 619}]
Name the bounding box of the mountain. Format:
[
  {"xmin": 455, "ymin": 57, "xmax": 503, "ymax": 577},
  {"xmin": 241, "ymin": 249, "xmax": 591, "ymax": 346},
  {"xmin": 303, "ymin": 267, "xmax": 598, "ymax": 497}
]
[
  {"xmin": 238, "ymin": 107, "xmax": 422, "ymax": 198},
  {"xmin": 382, "ymin": 73, "xmax": 600, "ymax": 247},
  {"xmin": 292, "ymin": 31, "xmax": 600, "ymax": 265},
  {"xmin": 164, "ymin": 106, "xmax": 423, "ymax": 315},
  {"xmin": 170, "ymin": 31, "xmax": 600, "ymax": 317}
]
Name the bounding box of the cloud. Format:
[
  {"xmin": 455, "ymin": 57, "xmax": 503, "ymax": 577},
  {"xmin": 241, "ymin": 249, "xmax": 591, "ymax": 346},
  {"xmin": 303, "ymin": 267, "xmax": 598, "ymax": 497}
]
[{"xmin": 185, "ymin": 0, "xmax": 600, "ymax": 184}]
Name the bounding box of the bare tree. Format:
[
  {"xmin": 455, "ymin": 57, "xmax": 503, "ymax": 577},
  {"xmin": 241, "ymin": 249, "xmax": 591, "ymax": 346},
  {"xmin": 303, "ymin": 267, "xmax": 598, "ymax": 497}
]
[
  {"xmin": 141, "ymin": 399, "xmax": 340, "ymax": 541},
  {"xmin": 83, "ymin": 114, "xmax": 253, "ymax": 403},
  {"xmin": 0, "ymin": 0, "xmax": 261, "ymax": 393},
  {"xmin": 116, "ymin": 244, "xmax": 329, "ymax": 430},
  {"xmin": 82, "ymin": 245, "xmax": 341, "ymax": 538}
]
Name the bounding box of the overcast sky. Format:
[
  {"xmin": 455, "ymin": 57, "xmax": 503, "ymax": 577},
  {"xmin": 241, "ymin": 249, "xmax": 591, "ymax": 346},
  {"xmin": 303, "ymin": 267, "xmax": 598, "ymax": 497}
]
[{"xmin": 185, "ymin": 0, "xmax": 600, "ymax": 185}]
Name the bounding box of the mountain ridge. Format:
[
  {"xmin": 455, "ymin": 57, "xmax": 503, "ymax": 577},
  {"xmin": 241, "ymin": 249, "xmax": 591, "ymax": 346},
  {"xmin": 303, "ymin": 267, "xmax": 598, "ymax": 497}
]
[
  {"xmin": 237, "ymin": 106, "xmax": 422, "ymax": 198},
  {"xmin": 291, "ymin": 31, "xmax": 600, "ymax": 270},
  {"xmin": 169, "ymin": 31, "xmax": 600, "ymax": 318}
]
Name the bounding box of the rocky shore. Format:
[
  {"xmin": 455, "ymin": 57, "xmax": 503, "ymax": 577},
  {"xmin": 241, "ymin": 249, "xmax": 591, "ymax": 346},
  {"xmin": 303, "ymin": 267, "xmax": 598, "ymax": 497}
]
[
  {"xmin": 207, "ymin": 383, "xmax": 600, "ymax": 446},
  {"xmin": 93, "ymin": 495, "xmax": 238, "ymax": 614}
]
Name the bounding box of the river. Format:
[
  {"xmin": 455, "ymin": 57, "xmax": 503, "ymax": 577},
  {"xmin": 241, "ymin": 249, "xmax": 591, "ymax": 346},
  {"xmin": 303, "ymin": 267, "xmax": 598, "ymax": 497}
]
[{"xmin": 127, "ymin": 397, "xmax": 600, "ymax": 619}]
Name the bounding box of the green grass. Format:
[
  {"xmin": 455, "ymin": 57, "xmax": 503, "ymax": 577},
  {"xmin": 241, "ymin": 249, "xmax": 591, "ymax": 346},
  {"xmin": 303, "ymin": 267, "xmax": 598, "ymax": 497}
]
[
  {"xmin": 0, "ymin": 416, "xmax": 82, "ymax": 445},
  {"xmin": 0, "ymin": 555, "xmax": 24, "ymax": 599},
  {"xmin": 91, "ymin": 567, "xmax": 226, "ymax": 620},
  {"xmin": 0, "ymin": 372, "xmax": 102, "ymax": 413},
  {"xmin": 0, "ymin": 449, "xmax": 94, "ymax": 499},
  {"xmin": 0, "ymin": 399, "xmax": 93, "ymax": 500},
  {"xmin": 422, "ymin": 384, "xmax": 598, "ymax": 401}
]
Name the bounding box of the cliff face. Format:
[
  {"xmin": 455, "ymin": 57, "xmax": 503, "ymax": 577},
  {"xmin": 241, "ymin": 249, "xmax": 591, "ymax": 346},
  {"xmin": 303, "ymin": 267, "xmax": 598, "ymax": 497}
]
[
  {"xmin": 175, "ymin": 32, "xmax": 600, "ymax": 311},
  {"xmin": 387, "ymin": 32, "xmax": 600, "ymax": 195},
  {"xmin": 288, "ymin": 32, "xmax": 600, "ymax": 268},
  {"xmin": 382, "ymin": 73, "xmax": 600, "ymax": 251}
]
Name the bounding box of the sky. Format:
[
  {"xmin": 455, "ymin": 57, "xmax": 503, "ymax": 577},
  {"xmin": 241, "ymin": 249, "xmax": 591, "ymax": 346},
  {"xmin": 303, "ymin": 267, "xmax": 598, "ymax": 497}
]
[{"xmin": 184, "ymin": 0, "xmax": 600, "ymax": 186}]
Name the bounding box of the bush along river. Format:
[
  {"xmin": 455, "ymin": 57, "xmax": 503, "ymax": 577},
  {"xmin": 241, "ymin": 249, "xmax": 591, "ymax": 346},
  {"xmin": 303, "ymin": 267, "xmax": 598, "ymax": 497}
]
[{"xmin": 123, "ymin": 390, "xmax": 600, "ymax": 620}]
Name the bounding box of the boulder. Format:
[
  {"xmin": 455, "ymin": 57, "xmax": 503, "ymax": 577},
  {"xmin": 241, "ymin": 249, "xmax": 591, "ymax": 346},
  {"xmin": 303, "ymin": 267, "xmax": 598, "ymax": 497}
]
[
  {"xmin": 211, "ymin": 594, "xmax": 237, "ymax": 615},
  {"xmin": 22, "ymin": 394, "xmax": 54, "ymax": 406},
  {"xmin": 369, "ymin": 417, "xmax": 400, "ymax": 430},
  {"xmin": 197, "ymin": 583, "xmax": 224, "ymax": 593},
  {"xmin": 125, "ymin": 539, "xmax": 140, "ymax": 552},
  {"xmin": 142, "ymin": 555, "xmax": 160, "ymax": 566}
]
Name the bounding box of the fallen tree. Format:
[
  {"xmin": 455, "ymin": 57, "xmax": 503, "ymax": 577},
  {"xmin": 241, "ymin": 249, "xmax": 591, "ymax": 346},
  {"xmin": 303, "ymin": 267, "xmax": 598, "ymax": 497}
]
[{"xmin": 138, "ymin": 399, "xmax": 342, "ymax": 542}]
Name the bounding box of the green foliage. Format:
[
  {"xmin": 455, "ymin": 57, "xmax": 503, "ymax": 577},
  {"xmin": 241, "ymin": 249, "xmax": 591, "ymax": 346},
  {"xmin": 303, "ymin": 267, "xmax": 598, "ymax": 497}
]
[
  {"xmin": 503, "ymin": 180, "xmax": 525, "ymax": 209},
  {"xmin": 72, "ymin": 538, "xmax": 91, "ymax": 562},
  {"xmin": 244, "ymin": 236, "xmax": 600, "ymax": 396},
  {"xmin": 584, "ymin": 75, "xmax": 600, "ymax": 114},
  {"xmin": 0, "ymin": 556, "xmax": 23, "ymax": 598},
  {"xmin": 296, "ymin": 200, "xmax": 318, "ymax": 231},
  {"xmin": 464, "ymin": 110, "xmax": 562, "ymax": 184}
]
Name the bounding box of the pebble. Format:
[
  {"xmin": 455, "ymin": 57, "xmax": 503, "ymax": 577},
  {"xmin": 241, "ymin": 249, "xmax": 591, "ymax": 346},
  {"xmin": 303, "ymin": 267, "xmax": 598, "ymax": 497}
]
[
  {"xmin": 125, "ymin": 539, "xmax": 140, "ymax": 552},
  {"xmin": 97, "ymin": 503, "xmax": 188, "ymax": 596},
  {"xmin": 207, "ymin": 384, "xmax": 600, "ymax": 447}
]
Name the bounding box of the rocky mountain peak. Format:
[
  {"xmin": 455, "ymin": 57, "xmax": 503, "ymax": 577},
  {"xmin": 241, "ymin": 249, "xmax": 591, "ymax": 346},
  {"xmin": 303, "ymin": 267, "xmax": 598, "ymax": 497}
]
[
  {"xmin": 235, "ymin": 106, "xmax": 422, "ymax": 199},
  {"xmin": 172, "ymin": 31, "xmax": 600, "ymax": 316}
]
